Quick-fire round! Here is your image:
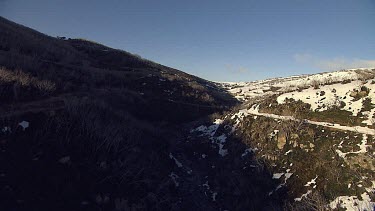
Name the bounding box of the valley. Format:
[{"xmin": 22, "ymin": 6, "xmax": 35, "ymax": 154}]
[{"xmin": 0, "ymin": 16, "xmax": 374, "ymax": 211}]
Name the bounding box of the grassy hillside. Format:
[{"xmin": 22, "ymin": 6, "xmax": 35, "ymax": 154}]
[
  {"xmin": 0, "ymin": 16, "xmax": 237, "ymax": 122},
  {"xmin": 0, "ymin": 16, "xmax": 241, "ymax": 210}
]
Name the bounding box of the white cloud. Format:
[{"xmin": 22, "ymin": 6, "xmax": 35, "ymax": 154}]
[{"xmin": 293, "ymin": 53, "xmax": 375, "ymax": 71}]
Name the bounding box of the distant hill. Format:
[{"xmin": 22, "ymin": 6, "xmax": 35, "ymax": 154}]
[{"xmin": 216, "ymin": 68, "xmax": 375, "ymax": 210}]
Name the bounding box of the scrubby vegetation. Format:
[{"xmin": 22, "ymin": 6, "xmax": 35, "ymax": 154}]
[
  {"xmin": 1, "ymin": 99, "xmax": 176, "ymax": 210},
  {"xmin": 0, "ymin": 16, "xmax": 244, "ymax": 210},
  {"xmin": 228, "ymin": 112, "xmax": 374, "ymax": 208},
  {"xmin": 221, "ymin": 68, "xmax": 375, "ymax": 210}
]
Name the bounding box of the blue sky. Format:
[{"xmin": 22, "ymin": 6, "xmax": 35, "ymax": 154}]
[{"xmin": 1, "ymin": 0, "xmax": 375, "ymax": 82}]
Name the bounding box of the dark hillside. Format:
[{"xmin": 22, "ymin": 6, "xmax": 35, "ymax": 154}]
[
  {"xmin": 0, "ymin": 16, "xmax": 237, "ymax": 122},
  {"xmin": 0, "ymin": 16, "xmax": 243, "ymax": 210}
]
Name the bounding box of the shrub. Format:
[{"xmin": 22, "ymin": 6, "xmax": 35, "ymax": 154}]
[{"xmin": 311, "ymin": 80, "xmax": 320, "ymax": 89}]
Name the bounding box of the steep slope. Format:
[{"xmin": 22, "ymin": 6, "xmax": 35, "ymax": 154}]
[
  {"xmin": 0, "ymin": 16, "xmax": 237, "ymax": 122},
  {"xmin": 0, "ymin": 16, "xmax": 251, "ymax": 211},
  {"xmin": 215, "ymin": 69, "xmax": 375, "ymax": 210}
]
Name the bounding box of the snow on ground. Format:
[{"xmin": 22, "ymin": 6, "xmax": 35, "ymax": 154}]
[
  {"xmin": 294, "ymin": 190, "xmax": 312, "ymax": 202},
  {"xmin": 212, "ymin": 192, "xmax": 218, "ymax": 201},
  {"xmin": 304, "ymin": 175, "xmax": 318, "ymax": 188},
  {"xmin": 336, "ymin": 134, "xmax": 370, "ymax": 159},
  {"xmin": 363, "ymin": 82, "xmax": 375, "ymax": 125},
  {"xmin": 270, "ymin": 169, "xmax": 293, "ymax": 195},
  {"xmin": 202, "ymin": 181, "xmax": 210, "ymax": 190},
  {"xmin": 223, "ymin": 68, "xmax": 375, "ymax": 125},
  {"xmin": 272, "ymin": 173, "xmax": 284, "ymax": 179},
  {"xmin": 220, "ymin": 69, "xmax": 366, "ymax": 101},
  {"xmin": 221, "ymin": 69, "xmax": 375, "ymax": 209},
  {"xmin": 284, "ymin": 150, "xmax": 292, "ymax": 155},
  {"xmin": 169, "ymin": 172, "xmax": 179, "ymax": 187},
  {"xmin": 18, "ymin": 121, "xmax": 29, "ymax": 130},
  {"xmin": 191, "ymin": 119, "xmax": 228, "ymax": 156},
  {"xmin": 1, "ymin": 126, "xmax": 11, "ymax": 133},
  {"xmin": 169, "ymin": 153, "xmax": 183, "ymax": 168},
  {"xmin": 272, "ymin": 169, "xmax": 293, "ymax": 182},
  {"xmin": 329, "ymin": 193, "xmax": 375, "ymax": 211},
  {"xmin": 276, "ymin": 79, "xmax": 375, "ymax": 123},
  {"xmin": 216, "ymin": 134, "xmax": 228, "ymax": 156},
  {"xmin": 277, "ymin": 80, "xmax": 365, "ymax": 115},
  {"xmin": 244, "ymin": 104, "xmax": 375, "ymax": 136},
  {"xmin": 190, "ymin": 119, "xmax": 223, "ymax": 136},
  {"xmin": 231, "ymin": 103, "xmax": 374, "ymax": 208}
]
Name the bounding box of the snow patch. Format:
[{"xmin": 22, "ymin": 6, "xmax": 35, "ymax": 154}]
[
  {"xmin": 330, "ymin": 193, "xmax": 375, "ymax": 211},
  {"xmin": 336, "ymin": 134, "xmax": 370, "ymax": 158},
  {"xmin": 304, "ymin": 175, "xmax": 318, "ymax": 188},
  {"xmin": 212, "ymin": 192, "xmax": 218, "ymax": 201},
  {"xmin": 18, "ymin": 121, "xmax": 29, "ymax": 130},
  {"xmin": 169, "ymin": 172, "xmax": 179, "ymax": 187},
  {"xmin": 294, "ymin": 190, "xmax": 312, "ymax": 202},
  {"xmin": 272, "ymin": 173, "xmax": 284, "ymax": 179},
  {"xmin": 169, "ymin": 153, "xmax": 183, "ymax": 168},
  {"xmin": 1, "ymin": 126, "xmax": 11, "ymax": 133}
]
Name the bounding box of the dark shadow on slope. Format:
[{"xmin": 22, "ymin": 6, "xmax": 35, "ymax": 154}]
[
  {"xmin": 0, "ymin": 16, "xmax": 285, "ymax": 211},
  {"xmin": 167, "ymin": 114, "xmax": 285, "ymax": 210},
  {"xmin": 0, "ymin": 16, "xmax": 241, "ymax": 211}
]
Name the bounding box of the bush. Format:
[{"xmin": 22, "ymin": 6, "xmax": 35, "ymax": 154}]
[{"xmin": 311, "ymin": 80, "xmax": 320, "ymax": 89}]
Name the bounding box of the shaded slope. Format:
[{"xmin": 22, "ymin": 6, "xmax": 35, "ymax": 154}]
[
  {"xmin": 0, "ymin": 16, "xmax": 243, "ymax": 211},
  {"xmin": 0, "ymin": 16, "xmax": 237, "ymax": 122}
]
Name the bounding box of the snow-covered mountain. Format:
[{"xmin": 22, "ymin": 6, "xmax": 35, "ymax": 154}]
[{"xmin": 205, "ymin": 68, "xmax": 375, "ymax": 210}]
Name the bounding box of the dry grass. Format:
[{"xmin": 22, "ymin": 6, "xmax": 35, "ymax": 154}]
[{"xmin": 0, "ymin": 67, "xmax": 56, "ymax": 92}]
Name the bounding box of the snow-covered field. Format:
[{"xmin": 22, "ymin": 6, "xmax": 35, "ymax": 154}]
[{"xmin": 221, "ymin": 68, "xmax": 373, "ymax": 101}]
